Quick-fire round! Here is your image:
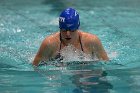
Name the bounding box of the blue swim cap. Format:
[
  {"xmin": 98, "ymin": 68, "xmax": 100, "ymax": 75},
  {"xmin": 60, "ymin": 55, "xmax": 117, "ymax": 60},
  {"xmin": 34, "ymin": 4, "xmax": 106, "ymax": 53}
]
[{"xmin": 59, "ymin": 8, "xmax": 80, "ymax": 31}]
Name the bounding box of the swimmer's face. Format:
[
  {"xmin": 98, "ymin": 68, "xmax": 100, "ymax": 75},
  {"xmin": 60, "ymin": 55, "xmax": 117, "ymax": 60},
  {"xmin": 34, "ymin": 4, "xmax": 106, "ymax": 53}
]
[{"xmin": 60, "ymin": 29, "xmax": 78, "ymax": 42}]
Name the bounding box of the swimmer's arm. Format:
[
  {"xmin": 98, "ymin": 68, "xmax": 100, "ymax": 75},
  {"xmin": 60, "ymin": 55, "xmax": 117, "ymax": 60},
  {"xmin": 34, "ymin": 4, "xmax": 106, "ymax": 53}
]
[
  {"xmin": 32, "ymin": 52, "xmax": 43, "ymax": 66},
  {"xmin": 92, "ymin": 36, "xmax": 109, "ymax": 61},
  {"xmin": 32, "ymin": 40, "xmax": 49, "ymax": 66}
]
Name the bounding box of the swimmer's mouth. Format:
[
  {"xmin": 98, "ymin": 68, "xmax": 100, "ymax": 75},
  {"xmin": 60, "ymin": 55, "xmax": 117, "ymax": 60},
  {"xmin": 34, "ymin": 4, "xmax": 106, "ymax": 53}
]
[{"xmin": 65, "ymin": 38, "xmax": 71, "ymax": 40}]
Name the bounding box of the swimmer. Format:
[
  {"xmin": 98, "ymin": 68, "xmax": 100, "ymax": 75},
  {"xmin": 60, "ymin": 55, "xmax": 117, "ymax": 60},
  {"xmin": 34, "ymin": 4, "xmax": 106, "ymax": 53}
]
[{"xmin": 32, "ymin": 8, "xmax": 109, "ymax": 66}]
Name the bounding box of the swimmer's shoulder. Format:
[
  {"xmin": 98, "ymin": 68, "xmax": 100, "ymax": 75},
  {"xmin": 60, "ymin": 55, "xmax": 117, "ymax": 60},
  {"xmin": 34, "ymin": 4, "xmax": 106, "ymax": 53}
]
[
  {"xmin": 79, "ymin": 30, "xmax": 98, "ymax": 42},
  {"xmin": 40, "ymin": 32, "xmax": 60, "ymax": 49},
  {"xmin": 43, "ymin": 32, "xmax": 60, "ymax": 42}
]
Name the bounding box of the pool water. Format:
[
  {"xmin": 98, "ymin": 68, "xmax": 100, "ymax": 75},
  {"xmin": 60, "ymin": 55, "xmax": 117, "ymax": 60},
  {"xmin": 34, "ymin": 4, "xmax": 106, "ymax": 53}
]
[{"xmin": 0, "ymin": 0, "xmax": 140, "ymax": 93}]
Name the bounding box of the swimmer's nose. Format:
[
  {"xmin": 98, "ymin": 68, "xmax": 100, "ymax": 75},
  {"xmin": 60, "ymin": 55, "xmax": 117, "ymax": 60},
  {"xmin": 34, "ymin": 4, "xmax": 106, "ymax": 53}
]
[{"xmin": 66, "ymin": 31, "xmax": 70, "ymax": 36}]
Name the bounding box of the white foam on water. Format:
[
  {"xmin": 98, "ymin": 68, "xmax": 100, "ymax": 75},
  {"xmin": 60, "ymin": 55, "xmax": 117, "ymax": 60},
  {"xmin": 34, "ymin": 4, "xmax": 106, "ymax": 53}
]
[
  {"xmin": 60, "ymin": 44, "xmax": 97, "ymax": 62},
  {"xmin": 108, "ymin": 51, "xmax": 118, "ymax": 60}
]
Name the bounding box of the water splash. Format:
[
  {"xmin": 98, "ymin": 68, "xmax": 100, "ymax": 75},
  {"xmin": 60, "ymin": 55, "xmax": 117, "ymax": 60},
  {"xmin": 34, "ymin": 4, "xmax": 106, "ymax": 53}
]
[{"xmin": 60, "ymin": 44, "xmax": 96, "ymax": 62}]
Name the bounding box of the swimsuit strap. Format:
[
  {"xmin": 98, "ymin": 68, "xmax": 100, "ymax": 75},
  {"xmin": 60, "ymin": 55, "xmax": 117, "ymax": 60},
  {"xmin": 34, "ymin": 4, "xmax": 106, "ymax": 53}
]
[
  {"xmin": 59, "ymin": 32, "xmax": 84, "ymax": 52},
  {"xmin": 53, "ymin": 34, "xmax": 62, "ymax": 60},
  {"xmin": 79, "ymin": 32, "xmax": 84, "ymax": 52},
  {"xmin": 59, "ymin": 33, "xmax": 62, "ymax": 51}
]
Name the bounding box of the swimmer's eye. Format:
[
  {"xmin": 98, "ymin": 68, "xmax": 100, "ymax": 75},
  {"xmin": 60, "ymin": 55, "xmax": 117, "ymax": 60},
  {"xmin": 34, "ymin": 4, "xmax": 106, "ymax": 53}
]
[{"xmin": 60, "ymin": 29, "xmax": 76, "ymax": 32}]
